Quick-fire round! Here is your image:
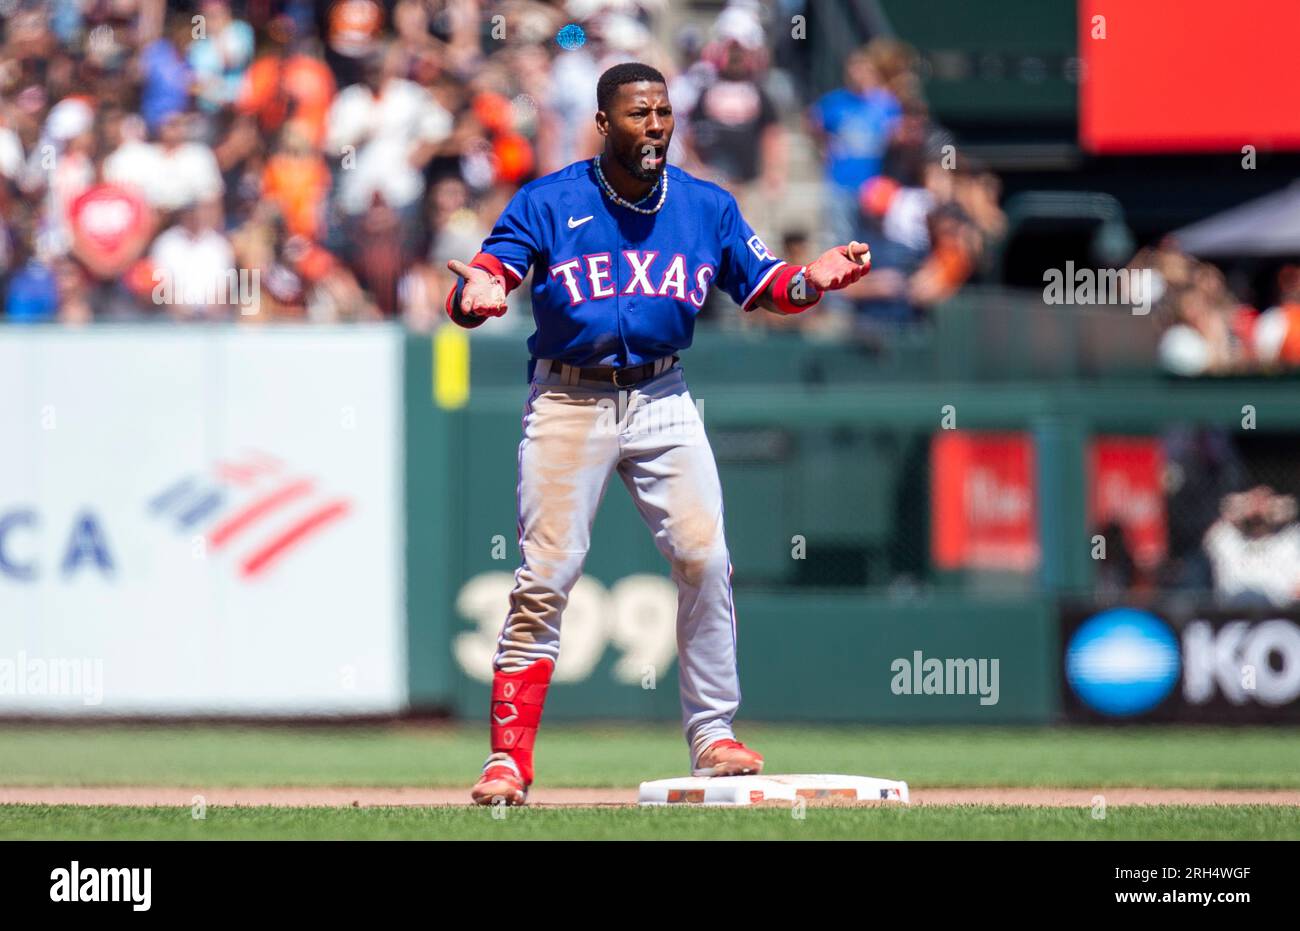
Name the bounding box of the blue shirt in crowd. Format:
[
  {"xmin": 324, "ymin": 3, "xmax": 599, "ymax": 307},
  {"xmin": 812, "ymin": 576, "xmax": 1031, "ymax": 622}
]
[
  {"xmin": 139, "ymin": 39, "xmax": 193, "ymax": 133},
  {"xmin": 5, "ymin": 261, "xmax": 59, "ymax": 322},
  {"xmin": 811, "ymin": 87, "xmax": 902, "ymax": 191}
]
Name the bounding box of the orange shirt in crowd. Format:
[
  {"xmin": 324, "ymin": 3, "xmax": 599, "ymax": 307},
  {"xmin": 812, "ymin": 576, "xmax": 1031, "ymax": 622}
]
[
  {"xmin": 262, "ymin": 152, "xmax": 331, "ymax": 239},
  {"xmin": 238, "ymin": 55, "xmax": 337, "ymax": 148},
  {"xmin": 1278, "ymin": 304, "xmax": 1300, "ymax": 365},
  {"xmin": 928, "ymin": 237, "xmax": 974, "ymax": 290}
]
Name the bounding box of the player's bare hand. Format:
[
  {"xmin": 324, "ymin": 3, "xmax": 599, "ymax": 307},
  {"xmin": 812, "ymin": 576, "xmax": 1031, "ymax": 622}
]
[
  {"xmin": 805, "ymin": 241, "xmax": 872, "ymax": 292},
  {"xmin": 447, "ymin": 259, "xmax": 508, "ymax": 318}
]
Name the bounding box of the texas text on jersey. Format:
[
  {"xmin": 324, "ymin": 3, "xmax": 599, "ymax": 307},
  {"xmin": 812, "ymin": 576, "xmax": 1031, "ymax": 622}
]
[{"xmin": 448, "ymin": 159, "xmax": 789, "ymax": 372}]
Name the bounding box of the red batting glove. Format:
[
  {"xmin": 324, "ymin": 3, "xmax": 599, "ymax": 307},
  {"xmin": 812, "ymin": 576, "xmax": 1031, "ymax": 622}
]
[{"xmin": 805, "ymin": 241, "xmax": 872, "ymax": 292}]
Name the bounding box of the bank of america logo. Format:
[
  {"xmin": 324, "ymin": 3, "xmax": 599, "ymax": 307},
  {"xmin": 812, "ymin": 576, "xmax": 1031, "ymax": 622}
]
[{"xmin": 147, "ymin": 452, "xmax": 351, "ymax": 578}]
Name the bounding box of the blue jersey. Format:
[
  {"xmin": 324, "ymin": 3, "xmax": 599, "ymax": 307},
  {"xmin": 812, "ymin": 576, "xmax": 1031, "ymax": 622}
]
[{"xmin": 478, "ymin": 160, "xmax": 785, "ymax": 369}]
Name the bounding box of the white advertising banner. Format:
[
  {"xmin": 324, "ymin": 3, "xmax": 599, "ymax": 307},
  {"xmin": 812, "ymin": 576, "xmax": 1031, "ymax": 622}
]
[{"xmin": 0, "ymin": 326, "xmax": 405, "ymax": 714}]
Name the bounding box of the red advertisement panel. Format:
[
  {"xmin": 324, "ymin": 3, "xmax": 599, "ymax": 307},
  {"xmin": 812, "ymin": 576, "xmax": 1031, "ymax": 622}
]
[
  {"xmin": 1080, "ymin": 0, "xmax": 1300, "ymax": 154},
  {"xmin": 931, "ymin": 432, "xmax": 1038, "ymax": 572},
  {"xmin": 1088, "ymin": 437, "xmax": 1167, "ymax": 570}
]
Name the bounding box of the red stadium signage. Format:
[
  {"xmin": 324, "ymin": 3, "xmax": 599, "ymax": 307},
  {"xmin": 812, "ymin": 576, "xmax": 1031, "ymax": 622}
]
[
  {"xmin": 931, "ymin": 432, "xmax": 1039, "ymax": 572},
  {"xmin": 1080, "ymin": 0, "xmax": 1300, "ymax": 154},
  {"xmin": 932, "ymin": 433, "xmax": 1168, "ymax": 574},
  {"xmin": 1088, "ymin": 437, "xmax": 1167, "ymax": 570}
]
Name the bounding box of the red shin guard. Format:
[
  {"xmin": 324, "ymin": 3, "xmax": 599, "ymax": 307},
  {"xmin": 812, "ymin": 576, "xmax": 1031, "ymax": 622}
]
[{"xmin": 489, "ymin": 658, "xmax": 554, "ymax": 785}]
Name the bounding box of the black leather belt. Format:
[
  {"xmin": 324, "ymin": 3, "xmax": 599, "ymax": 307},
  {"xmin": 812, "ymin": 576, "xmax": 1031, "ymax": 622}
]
[{"xmin": 572, "ymin": 355, "xmax": 678, "ymax": 388}]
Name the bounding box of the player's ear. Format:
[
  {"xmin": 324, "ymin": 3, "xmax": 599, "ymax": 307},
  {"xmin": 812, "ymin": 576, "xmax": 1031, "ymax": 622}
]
[{"xmin": 594, "ymin": 110, "xmax": 609, "ymax": 138}]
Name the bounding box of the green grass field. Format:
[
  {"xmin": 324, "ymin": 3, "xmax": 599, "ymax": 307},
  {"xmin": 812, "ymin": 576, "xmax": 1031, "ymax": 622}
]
[
  {"xmin": 1, "ymin": 724, "xmax": 1297, "ymax": 839},
  {"xmin": 4, "ymin": 723, "xmax": 1300, "ymax": 788},
  {"xmin": 4, "ymin": 804, "xmax": 1298, "ymax": 841}
]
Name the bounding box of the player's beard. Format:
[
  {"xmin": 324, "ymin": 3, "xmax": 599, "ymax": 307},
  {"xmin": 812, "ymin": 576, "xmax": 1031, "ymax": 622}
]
[{"xmin": 617, "ymin": 142, "xmax": 667, "ymax": 184}]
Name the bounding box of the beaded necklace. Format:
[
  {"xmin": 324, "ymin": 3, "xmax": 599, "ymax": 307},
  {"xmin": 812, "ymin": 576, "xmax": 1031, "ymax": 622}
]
[{"xmin": 593, "ymin": 155, "xmax": 668, "ymax": 214}]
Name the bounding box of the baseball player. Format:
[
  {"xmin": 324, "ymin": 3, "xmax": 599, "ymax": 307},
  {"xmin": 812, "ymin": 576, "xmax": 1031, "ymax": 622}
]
[{"xmin": 447, "ymin": 63, "xmax": 871, "ymax": 805}]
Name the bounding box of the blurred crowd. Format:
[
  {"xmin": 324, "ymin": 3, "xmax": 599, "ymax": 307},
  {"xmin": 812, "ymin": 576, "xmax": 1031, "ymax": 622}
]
[
  {"xmin": 1201, "ymin": 484, "xmax": 1300, "ymax": 607},
  {"xmin": 1135, "ymin": 241, "xmax": 1300, "ymax": 376},
  {"xmin": 0, "ymin": 0, "xmax": 1004, "ymax": 330},
  {"xmin": 799, "ymin": 39, "xmax": 1005, "ymax": 337},
  {"xmin": 1091, "ymin": 426, "xmax": 1300, "ymax": 607}
]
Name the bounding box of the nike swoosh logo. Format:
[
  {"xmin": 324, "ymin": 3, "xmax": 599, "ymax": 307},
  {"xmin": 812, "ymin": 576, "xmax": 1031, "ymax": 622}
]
[{"xmin": 568, "ymin": 215, "xmax": 594, "ymax": 229}]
